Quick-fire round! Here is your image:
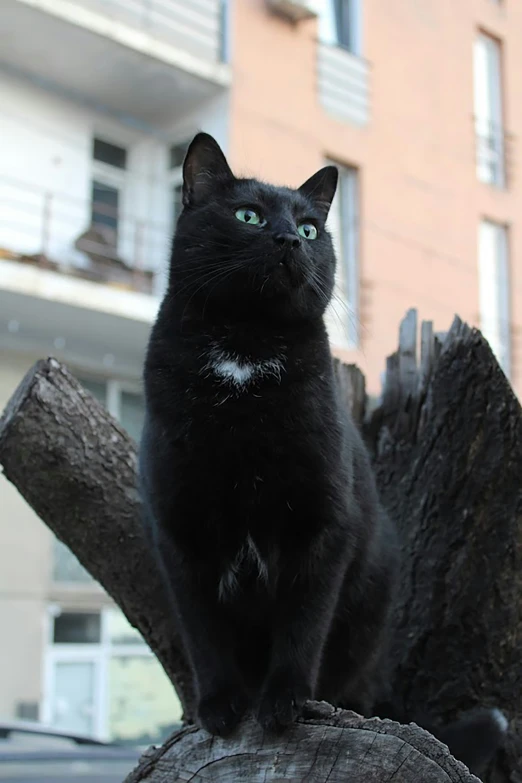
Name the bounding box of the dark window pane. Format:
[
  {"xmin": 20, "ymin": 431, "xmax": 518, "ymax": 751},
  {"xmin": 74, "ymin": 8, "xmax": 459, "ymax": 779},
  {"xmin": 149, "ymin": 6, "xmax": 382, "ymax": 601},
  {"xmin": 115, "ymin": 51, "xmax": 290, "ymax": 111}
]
[
  {"xmin": 169, "ymin": 141, "xmax": 190, "ymax": 169},
  {"xmin": 120, "ymin": 391, "xmax": 145, "ymax": 442},
  {"xmin": 54, "ymin": 613, "xmax": 101, "ymax": 644},
  {"xmin": 172, "ymin": 184, "xmax": 183, "ymax": 229},
  {"xmin": 335, "ymin": 0, "xmax": 353, "ymax": 51},
  {"xmin": 93, "ymin": 138, "xmax": 127, "ymax": 169},
  {"xmin": 91, "ymin": 180, "xmax": 119, "ymax": 235},
  {"xmin": 78, "ymin": 377, "xmax": 107, "ymax": 405}
]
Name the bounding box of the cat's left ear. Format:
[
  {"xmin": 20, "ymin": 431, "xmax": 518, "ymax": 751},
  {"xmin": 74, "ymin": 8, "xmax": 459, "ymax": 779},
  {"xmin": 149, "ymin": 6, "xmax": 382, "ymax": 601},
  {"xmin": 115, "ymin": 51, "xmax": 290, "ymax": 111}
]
[
  {"xmin": 182, "ymin": 132, "xmax": 234, "ymax": 207},
  {"xmin": 298, "ymin": 166, "xmax": 338, "ymax": 218}
]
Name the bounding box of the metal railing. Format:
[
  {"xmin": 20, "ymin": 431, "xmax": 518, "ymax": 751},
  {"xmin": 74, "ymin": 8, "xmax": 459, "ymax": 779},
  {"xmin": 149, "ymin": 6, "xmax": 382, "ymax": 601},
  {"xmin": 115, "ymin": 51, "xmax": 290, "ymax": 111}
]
[{"xmin": 0, "ymin": 175, "xmax": 173, "ymax": 295}]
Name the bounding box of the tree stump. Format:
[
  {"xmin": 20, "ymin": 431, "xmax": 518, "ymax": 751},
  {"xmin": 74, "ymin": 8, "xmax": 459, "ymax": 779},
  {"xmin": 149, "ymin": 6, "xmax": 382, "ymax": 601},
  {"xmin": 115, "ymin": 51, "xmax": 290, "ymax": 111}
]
[
  {"xmin": 1, "ymin": 309, "xmax": 520, "ymax": 782},
  {"xmin": 123, "ymin": 702, "xmax": 481, "ymax": 783}
]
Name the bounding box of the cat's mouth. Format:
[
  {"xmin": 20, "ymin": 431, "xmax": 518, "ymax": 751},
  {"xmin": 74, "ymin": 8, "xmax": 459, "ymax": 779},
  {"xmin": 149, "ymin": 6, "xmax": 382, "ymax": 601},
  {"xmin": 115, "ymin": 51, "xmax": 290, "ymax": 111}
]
[{"xmin": 272, "ymin": 252, "xmax": 307, "ymax": 288}]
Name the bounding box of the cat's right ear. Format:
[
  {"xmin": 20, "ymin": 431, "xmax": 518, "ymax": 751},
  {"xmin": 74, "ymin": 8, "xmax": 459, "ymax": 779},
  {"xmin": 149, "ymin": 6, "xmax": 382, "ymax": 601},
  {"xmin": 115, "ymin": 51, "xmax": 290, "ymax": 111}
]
[{"xmin": 182, "ymin": 133, "xmax": 234, "ymax": 207}]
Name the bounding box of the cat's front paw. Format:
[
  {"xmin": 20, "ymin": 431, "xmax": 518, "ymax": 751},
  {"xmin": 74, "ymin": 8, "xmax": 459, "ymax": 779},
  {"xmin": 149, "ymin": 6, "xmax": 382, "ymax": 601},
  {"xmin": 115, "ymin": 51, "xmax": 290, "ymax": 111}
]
[
  {"xmin": 198, "ymin": 687, "xmax": 249, "ymax": 737},
  {"xmin": 257, "ymin": 672, "xmax": 311, "ymax": 734}
]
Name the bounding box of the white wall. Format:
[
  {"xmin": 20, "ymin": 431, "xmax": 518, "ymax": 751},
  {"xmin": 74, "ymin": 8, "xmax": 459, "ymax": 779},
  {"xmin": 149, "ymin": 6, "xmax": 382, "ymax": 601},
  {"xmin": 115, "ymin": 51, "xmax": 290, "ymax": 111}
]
[
  {"xmin": 165, "ymin": 91, "xmax": 231, "ymax": 153},
  {"xmin": 0, "ymin": 72, "xmax": 230, "ymax": 283},
  {"xmin": 0, "ymin": 73, "xmax": 91, "ymax": 266},
  {"xmin": 0, "ymin": 351, "xmax": 52, "ymax": 718}
]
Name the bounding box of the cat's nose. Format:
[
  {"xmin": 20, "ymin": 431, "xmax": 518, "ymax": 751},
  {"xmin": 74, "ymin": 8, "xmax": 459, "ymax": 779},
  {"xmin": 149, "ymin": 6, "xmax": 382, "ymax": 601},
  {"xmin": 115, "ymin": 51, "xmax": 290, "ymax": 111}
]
[{"xmin": 274, "ymin": 232, "xmax": 301, "ymax": 250}]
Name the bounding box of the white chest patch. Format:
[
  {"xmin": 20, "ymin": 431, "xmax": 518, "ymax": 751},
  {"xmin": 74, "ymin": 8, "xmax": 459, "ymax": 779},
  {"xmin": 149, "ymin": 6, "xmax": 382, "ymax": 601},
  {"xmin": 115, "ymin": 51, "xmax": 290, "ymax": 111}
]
[
  {"xmin": 218, "ymin": 534, "xmax": 269, "ymax": 602},
  {"xmin": 204, "ymin": 350, "xmax": 285, "ymax": 390},
  {"xmin": 213, "ymin": 358, "xmax": 255, "ymax": 385}
]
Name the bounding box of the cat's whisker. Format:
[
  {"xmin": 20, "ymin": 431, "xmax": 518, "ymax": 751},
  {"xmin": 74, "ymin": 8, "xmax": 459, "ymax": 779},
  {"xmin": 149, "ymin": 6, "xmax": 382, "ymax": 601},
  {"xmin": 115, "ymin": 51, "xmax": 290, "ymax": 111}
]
[
  {"xmin": 201, "ymin": 266, "xmax": 246, "ymax": 320},
  {"xmin": 179, "ymin": 262, "xmax": 246, "ymax": 320},
  {"xmin": 172, "ymin": 260, "xmax": 246, "ymax": 296},
  {"xmin": 329, "ymin": 292, "xmax": 370, "ymax": 346},
  {"xmin": 308, "ymin": 270, "xmax": 365, "ymax": 348}
]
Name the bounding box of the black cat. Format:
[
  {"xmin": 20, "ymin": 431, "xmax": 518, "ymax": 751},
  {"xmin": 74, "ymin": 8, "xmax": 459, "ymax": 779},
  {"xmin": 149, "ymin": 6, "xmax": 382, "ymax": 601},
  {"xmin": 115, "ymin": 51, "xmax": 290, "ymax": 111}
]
[{"xmin": 139, "ymin": 133, "xmax": 505, "ymax": 775}]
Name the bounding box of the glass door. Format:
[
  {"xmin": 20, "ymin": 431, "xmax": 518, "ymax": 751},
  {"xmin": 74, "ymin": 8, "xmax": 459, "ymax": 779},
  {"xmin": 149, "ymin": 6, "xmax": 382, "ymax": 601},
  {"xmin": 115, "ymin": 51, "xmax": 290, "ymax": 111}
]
[{"xmin": 50, "ymin": 660, "xmax": 97, "ymax": 735}]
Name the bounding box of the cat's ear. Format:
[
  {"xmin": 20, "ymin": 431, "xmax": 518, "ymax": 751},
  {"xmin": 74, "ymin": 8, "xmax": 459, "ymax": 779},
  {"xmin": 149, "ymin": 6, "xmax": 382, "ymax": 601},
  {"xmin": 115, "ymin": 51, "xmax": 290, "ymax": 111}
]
[
  {"xmin": 298, "ymin": 166, "xmax": 338, "ymax": 218},
  {"xmin": 182, "ymin": 133, "xmax": 234, "ymax": 207}
]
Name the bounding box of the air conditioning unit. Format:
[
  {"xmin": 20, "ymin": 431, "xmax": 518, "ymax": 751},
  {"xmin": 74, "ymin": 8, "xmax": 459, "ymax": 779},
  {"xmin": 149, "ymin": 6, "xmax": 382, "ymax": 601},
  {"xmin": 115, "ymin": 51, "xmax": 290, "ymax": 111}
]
[{"xmin": 266, "ymin": 0, "xmax": 317, "ymax": 23}]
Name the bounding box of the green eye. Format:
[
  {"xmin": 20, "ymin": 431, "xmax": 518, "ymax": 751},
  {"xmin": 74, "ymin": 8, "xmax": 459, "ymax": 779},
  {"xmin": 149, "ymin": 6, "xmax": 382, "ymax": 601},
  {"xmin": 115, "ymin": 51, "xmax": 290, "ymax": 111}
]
[
  {"xmin": 297, "ymin": 223, "xmax": 318, "ymax": 240},
  {"xmin": 235, "ymin": 208, "xmax": 264, "ymax": 226}
]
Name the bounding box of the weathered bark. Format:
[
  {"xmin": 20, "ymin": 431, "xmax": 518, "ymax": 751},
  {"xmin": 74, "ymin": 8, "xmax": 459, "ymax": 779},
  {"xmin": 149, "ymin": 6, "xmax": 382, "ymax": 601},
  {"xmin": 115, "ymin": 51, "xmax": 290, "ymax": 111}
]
[
  {"xmin": 0, "ymin": 311, "xmax": 521, "ymax": 781},
  {"xmin": 362, "ymin": 312, "xmax": 522, "ymax": 782},
  {"xmin": 123, "ymin": 702, "xmax": 481, "ymax": 783}
]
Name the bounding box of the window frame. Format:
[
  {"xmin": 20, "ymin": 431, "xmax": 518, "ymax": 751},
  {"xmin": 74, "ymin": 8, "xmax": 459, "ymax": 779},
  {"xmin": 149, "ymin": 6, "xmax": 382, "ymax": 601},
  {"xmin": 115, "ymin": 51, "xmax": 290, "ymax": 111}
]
[
  {"xmin": 325, "ymin": 161, "xmax": 360, "ymax": 350},
  {"xmin": 79, "ymin": 375, "xmax": 143, "ymax": 421},
  {"xmin": 319, "ymin": 0, "xmax": 362, "ymax": 56},
  {"xmin": 167, "ymin": 143, "xmax": 186, "ymax": 232},
  {"xmin": 91, "ymin": 177, "xmax": 120, "ymax": 243},
  {"xmin": 478, "ymin": 218, "xmax": 510, "ymax": 377},
  {"xmin": 90, "ymin": 138, "xmax": 129, "ymax": 254},
  {"xmin": 42, "ymin": 607, "xmax": 157, "ymax": 741},
  {"xmin": 159, "ymin": 137, "xmax": 190, "ymax": 297},
  {"xmin": 167, "ymin": 173, "xmax": 184, "ymax": 238},
  {"xmin": 473, "ymin": 32, "xmax": 505, "ymax": 187}
]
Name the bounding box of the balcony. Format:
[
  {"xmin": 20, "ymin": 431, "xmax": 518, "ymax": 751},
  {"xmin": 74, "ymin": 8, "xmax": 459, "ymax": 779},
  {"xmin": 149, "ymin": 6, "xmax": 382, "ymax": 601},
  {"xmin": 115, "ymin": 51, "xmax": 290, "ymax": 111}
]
[
  {"xmin": 317, "ymin": 42, "xmax": 370, "ymax": 126},
  {"xmin": 0, "ymin": 171, "xmax": 163, "ymax": 369},
  {"xmin": 1, "ymin": 0, "xmax": 230, "ymax": 123},
  {"xmin": 0, "ymin": 174, "xmax": 169, "ymax": 295}
]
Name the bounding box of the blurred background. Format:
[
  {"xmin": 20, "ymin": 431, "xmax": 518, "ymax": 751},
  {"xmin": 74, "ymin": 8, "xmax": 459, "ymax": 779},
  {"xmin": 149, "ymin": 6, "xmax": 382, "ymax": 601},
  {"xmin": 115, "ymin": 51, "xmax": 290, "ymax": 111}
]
[{"xmin": 0, "ymin": 0, "xmax": 518, "ymax": 757}]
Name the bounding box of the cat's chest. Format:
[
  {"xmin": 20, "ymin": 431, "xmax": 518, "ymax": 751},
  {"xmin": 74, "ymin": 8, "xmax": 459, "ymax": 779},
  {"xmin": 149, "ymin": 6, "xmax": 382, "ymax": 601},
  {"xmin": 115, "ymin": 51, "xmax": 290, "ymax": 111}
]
[{"xmin": 199, "ymin": 344, "xmax": 286, "ymax": 394}]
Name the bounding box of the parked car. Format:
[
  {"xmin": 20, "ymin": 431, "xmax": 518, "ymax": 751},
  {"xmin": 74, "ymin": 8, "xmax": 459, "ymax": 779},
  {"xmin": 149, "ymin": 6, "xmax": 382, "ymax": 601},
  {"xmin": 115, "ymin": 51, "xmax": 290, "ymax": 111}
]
[{"xmin": 0, "ymin": 720, "xmax": 141, "ymax": 782}]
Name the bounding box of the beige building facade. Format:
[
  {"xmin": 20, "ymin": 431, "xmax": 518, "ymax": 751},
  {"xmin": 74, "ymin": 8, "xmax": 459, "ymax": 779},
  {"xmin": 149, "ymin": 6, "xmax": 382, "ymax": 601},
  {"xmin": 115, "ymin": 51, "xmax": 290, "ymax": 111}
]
[
  {"xmin": 230, "ymin": 0, "xmax": 520, "ymax": 394},
  {"xmin": 0, "ymin": 0, "xmax": 518, "ymax": 742}
]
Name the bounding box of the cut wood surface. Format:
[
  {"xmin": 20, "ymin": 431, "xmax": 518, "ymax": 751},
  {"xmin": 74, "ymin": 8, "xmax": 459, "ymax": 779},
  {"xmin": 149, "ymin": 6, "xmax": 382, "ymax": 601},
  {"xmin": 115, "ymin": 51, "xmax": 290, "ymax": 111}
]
[
  {"xmin": 123, "ymin": 702, "xmax": 481, "ymax": 783},
  {"xmin": 1, "ymin": 310, "xmax": 521, "ymax": 782}
]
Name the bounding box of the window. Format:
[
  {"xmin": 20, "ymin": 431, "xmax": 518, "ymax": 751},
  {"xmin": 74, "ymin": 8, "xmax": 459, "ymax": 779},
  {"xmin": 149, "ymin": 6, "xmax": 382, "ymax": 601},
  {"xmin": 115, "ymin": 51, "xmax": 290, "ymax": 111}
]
[
  {"xmin": 169, "ymin": 140, "xmax": 189, "ymax": 170},
  {"xmin": 478, "ymin": 220, "xmax": 510, "ymax": 376},
  {"xmin": 80, "ymin": 376, "xmax": 145, "ymax": 443},
  {"xmin": 44, "ymin": 608, "xmax": 182, "ymax": 742},
  {"xmin": 91, "ymin": 137, "xmax": 127, "ymax": 245},
  {"xmin": 325, "ymin": 164, "xmax": 359, "ymax": 349},
  {"xmin": 120, "ymin": 390, "xmax": 146, "ymax": 442},
  {"xmin": 319, "ymin": 0, "xmax": 361, "ymax": 55},
  {"xmin": 93, "ymin": 139, "xmax": 127, "ymax": 170},
  {"xmin": 168, "ymin": 140, "xmax": 188, "ymax": 234},
  {"xmin": 54, "ymin": 613, "xmax": 101, "ymax": 644},
  {"xmin": 91, "ymin": 181, "xmax": 119, "ymax": 236},
  {"xmin": 172, "ymin": 183, "xmax": 183, "ymax": 231},
  {"xmin": 474, "ymin": 33, "xmax": 504, "ymax": 186}
]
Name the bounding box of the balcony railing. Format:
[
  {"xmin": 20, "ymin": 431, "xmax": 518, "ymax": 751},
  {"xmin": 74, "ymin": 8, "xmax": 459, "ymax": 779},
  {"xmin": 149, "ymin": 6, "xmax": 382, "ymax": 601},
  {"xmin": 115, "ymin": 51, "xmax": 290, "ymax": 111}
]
[
  {"xmin": 317, "ymin": 42, "xmax": 370, "ymax": 126},
  {"xmin": 66, "ymin": 0, "xmax": 226, "ymax": 63},
  {"xmin": 0, "ymin": 175, "xmax": 172, "ymax": 295}
]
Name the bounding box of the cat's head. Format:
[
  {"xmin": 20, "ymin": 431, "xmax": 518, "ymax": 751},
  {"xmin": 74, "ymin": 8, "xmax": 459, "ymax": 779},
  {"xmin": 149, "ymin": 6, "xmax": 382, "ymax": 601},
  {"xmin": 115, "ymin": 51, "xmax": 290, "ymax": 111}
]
[{"xmin": 170, "ymin": 132, "xmax": 338, "ymax": 324}]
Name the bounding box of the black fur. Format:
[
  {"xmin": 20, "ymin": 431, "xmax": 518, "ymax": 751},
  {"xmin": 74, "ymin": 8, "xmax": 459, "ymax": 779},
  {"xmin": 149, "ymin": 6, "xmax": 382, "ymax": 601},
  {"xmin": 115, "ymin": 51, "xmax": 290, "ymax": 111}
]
[{"xmin": 139, "ymin": 134, "xmax": 505, "ymax": 772}]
